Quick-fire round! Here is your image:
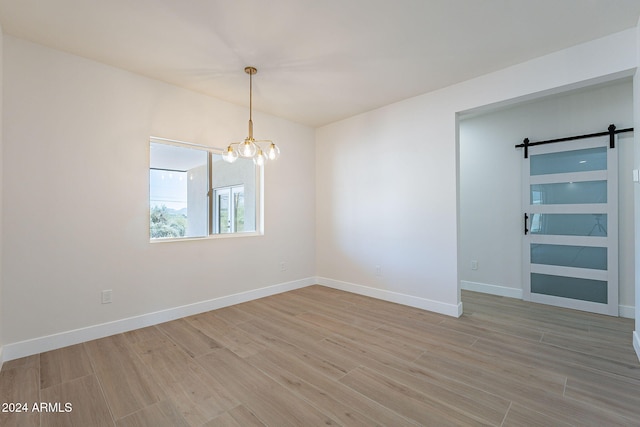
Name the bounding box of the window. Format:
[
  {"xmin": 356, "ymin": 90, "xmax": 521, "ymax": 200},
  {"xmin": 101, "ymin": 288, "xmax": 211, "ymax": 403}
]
[
  {"xmin": 214, "ymin": 186, "xmax": 245, "ymax": 233},
  {"xmin": 149, "ymin": 138, "xmax": 261, "ymax": 240}
]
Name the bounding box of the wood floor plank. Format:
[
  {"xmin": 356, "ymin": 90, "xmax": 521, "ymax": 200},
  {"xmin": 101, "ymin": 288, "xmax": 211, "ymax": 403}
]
[
  {"xmin": 564, "ymin": 375, "xmax": 640, "ymax": 422},
  {"xmin": 288, "ymin": 285, "xmax": 357, "ymax": 309},
  {"xmin": 416, "ymin": 339, "xmax": 567, "ymax": 396},
  {"xmin": 373, "ymin": 320, "xmax": 478, "ymax": 351},
  {"xmin": 232, "ymin": 299, "xmax": 296, "ymax": 323},
  {"xmin": 1, "ymin": 354, "xmax": 40, "ymax": 372},
  {"xmin": 196, "ymin": 349, "xmax": 339, "ymax": 426},
  {"xmin": 240, "ymin": 386, "xmax": 339, "ymax": 427},
  {"xmin": 84, "ymin": 334, "xmax": 165, "ymax": 420},
  {"xmin": 229, "ymin": 317, "xmax": 298, "ymax": 350},
  {"xmin": 501, "ymin": 402, "xmax": 573, "ymax": 427},
  {"xmin": 509, "ymin": 389, "xmax": 636, "ymax": 426},
  {"xmin": 40, "ymin": 375, "xmax": 113, "ymax": 427},
  {"xmin": 542, "ymin": 330, "xmax": 639, "ymax": 365},
  {"xmin": 463, "ymin": 297, "xmax": 593, "ymax": 334},
  {"xmin": 195, "ymin": 348, "xmax": 293, "ymax": 399},
  {"xmin": 216, "ymin": 328, "xmax": 268, "ymax": 359},
  {"xmin": 297, "ymin": 311, "xmax": 425, "ymax": 362},
  {"xmin": 115, "ymin": 400, "xmax": 190, "ymax": 427},
  {"xmin": 351, "ymin": 350, "xmax": 511, "ymax": 425},
  {"xmin": 249, "ymin": 363, "xmax": 377, "ymax": 426},
  {"xmin": 239, "ymin": 327, "xmax": 361, "ymax": 380},
  {"xmin": 468, "ymin": 341, "xmax": 640, "ymax": 425},
  {"xmin": 202, "ymin": 405, "xmax": 266, "ymax": 427},
  {"xmin": 0, "ymin": 355, "xmax": 41, "ymax": 427},
  {"xmin": 122, "ymin": 325, "xmax": 167, "ymax": 345},
  {"xmin": 342, "ymin": 295, "xmax": 447, "ymax": 329},
  {"xmin": 40, "ymin": 344, "xmax": 94, "ymax": 389},
  {"xmin": 321, "ymin": 334, "xmax": 423, "ymax": 375},
  {"xmin": 183, "ymin": 312, "xmax": 234, "ymax": 342},
  {"xmin": 235, "ymin": 314, "xmax": 327, "ymax": 349},
  {"xmin": 258, "ymin": 294, "xmax": 310, "ymax": 316},
  {"xmin": 157, "ymin": 318, "xmax": 222, "ymax": 358},
  {"xmin": 247, "ymin": 348, "xmax": 393, "ymax": 427},
  {"xmin": 277, "ymin": 337, "xmax": 362, "ymax": 380},
  {"xmin": 439, "ymin": 314, "xmax": 544, "ymax": 342},
  {"xmin": 128, "ymin": 332, "xmax": 238, "ymax": 425},
  {"xmin": 472, "ymin": 330, "xmax": 640, "ymax": 381},
  {"xmin": 184, "ymin": 312, "xmax": 267, "ymax": 358},
  {"xmin": 208, "ymin": 306, "xmax": 256, "ymax": 325},
  {"xmin": 588, "ymin": 323, "xmax": 635, "ymax": 342},
  {"xmin": 282, "ymin": 292, "xmax": 383, "ymax": 330},
  {"xmin": 313, "ymin": 323, "xmax": 512, "ymax": 426},
  {"xmin": 339, "ymin": 366, "xmax": 483, "ymax": 426},
  {"xmin": 247, "ymin": 347, "xmax": 421, "ymax": 426}
]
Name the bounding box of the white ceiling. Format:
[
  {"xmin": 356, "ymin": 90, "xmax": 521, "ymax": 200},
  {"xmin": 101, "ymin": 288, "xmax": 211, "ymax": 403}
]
[{"xmin": 1, "ymin": 0, "xmax": 639, "ymax": 128}]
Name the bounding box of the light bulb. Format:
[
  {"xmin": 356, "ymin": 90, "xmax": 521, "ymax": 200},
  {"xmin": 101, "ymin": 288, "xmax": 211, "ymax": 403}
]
[
  {"xmin": 222, "ymin": 145, "xmax": 238, "ymax": 163},
  {"xmin": 254, "ymin": 149, "xmax": 266, "ymax": 166},
  {"xmin": 238, "ymin": 139, "xmax": 257, "ymax": 158},
  {"xmin": 267, "ymin": 143, "xmax": 280, "ymax": 160}
]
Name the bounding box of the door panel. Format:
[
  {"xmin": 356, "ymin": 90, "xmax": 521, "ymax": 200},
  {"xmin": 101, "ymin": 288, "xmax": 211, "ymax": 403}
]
[
  {"xmin": 530, "ymin": 213, "xmax": 607, "ymax": 236},
  {"xmin": 522, "ymin": 136, "xmax": 618, "ymax": 315},
  {"xmin": 530, "ymin": 273, "xmax": 608, "ymax": 304}
]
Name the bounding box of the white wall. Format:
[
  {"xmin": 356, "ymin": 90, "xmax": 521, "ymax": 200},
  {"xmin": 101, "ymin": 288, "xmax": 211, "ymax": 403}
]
[
  {"xmin": 2, "ymin": 36, "xmax": 316, "ymax": 355},
  {"xmin": 459, "ymin": 80, "xmax": 635, "ymax": 315},
  {"xmin": 316, "ymin": 28, "xmax": 637, "ymax": 318},
  {"xmin": 316, "ymin": 95, "xmax": 461, "ymax": 315}
]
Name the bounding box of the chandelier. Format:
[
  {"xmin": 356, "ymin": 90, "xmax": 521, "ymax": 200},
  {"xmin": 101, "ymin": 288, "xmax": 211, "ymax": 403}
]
[{"xmin": 222, "ymin": 66, "xmax": 280, "ymax": 166}]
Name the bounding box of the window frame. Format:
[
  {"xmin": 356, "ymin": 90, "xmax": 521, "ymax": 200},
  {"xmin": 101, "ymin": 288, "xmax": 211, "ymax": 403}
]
[{"xmin": 149, "ymin": 137, "xmax": 264, "ymax": 242}]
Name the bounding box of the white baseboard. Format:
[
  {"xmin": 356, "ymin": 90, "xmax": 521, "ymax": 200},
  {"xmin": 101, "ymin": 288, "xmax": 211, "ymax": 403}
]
[
  {"xmin": 2, "ymin": 277, "xmax": 314, "ymax": 363},
  {"xmin": 316, "ymin": 277, "xmax": 462, "ymax": 317},
  {"xmin": 460, "ymin": 281, "xmax": 523, "ymax": 299},
  {"xmin": 619, "ymin": 305, "xmax": 635, "ymax": 319},
  {"xmin": 634, "ymin": 331, "xmax": 640, "ymax": 362}
]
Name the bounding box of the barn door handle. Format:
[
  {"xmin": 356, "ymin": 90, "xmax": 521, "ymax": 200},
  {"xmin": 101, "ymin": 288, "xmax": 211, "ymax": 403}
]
[{"xmin": 524, "ymin": 213, "xmax": 529, "ymax": 235}]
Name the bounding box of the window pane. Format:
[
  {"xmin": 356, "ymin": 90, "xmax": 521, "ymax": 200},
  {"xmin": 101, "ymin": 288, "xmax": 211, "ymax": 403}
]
[
  {"xmin": 530, "ymin": 147, "xmax": 606, "ymax": 176},
  {"xmin": 531, "ymin": 244, "xmax": 607, "ymax": 270},
  {"xmin": 531, "ymin": 273, "xmax": 607, "ymax": 304},
  {"xmin": 212, "ymin": 155, "xmax": 256, "ymax": 233},
  {"xmin": 149, "ymin": 142, "xmax": 208, "ymax": 239},
  {"xmin": 217, "ymin": 190, "xmax": 230, "ymax": 234},
  {"xmin": 530, "ymin": 214, "xmax": 607, "ymax": 237},
  {"xmin": 530, "ymin": 181, "xmax": 606, "ymax": 205},
  {"xmin": 232, "ymin": 187, "xmax": 245, "ymax": 232}
]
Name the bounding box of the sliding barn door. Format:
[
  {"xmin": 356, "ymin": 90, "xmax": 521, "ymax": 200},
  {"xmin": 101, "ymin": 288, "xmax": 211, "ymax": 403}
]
[{"xmin": 522, "ymin": 136, "xmax": 618, "ymax": 316}]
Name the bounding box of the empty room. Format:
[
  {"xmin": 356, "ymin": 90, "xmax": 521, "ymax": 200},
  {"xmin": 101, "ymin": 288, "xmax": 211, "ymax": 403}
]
[{"xmin": 0, "ymin": 1, "xmax": 640, "ymax": 426}]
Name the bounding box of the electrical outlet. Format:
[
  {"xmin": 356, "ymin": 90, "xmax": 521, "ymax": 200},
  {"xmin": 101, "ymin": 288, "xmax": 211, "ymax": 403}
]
[
  {"xmin": 280, "ymin": 261, "xmax": 287, "ymax": 271},
  {"xmin": 101, "ymin": 289, "xmax": 113, "ymax": 304},
  {"xmin": 375, "ymin": 265, "xmax": 382, "ymax": 277},
  {"xmin": 471, "ymin": 260, "xmax": 478, "ymax": 270}
]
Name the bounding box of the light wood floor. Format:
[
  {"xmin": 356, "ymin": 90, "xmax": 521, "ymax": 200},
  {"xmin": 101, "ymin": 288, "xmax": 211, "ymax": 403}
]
[{"xmin": 1, "ymin": 286, "xmax": 639, "ymax": 426}]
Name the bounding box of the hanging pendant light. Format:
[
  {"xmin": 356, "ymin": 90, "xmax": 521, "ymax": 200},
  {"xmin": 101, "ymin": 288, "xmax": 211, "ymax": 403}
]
[{"xmin": 222, "ymin": 67, "xmax": 280, "ymax": 165}]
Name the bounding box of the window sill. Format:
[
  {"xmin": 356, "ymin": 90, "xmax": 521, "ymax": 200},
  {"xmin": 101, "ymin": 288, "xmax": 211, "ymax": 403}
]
[{"xmin": 149, "ymin": 231, "xmax": 263, "ymax": 243}]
